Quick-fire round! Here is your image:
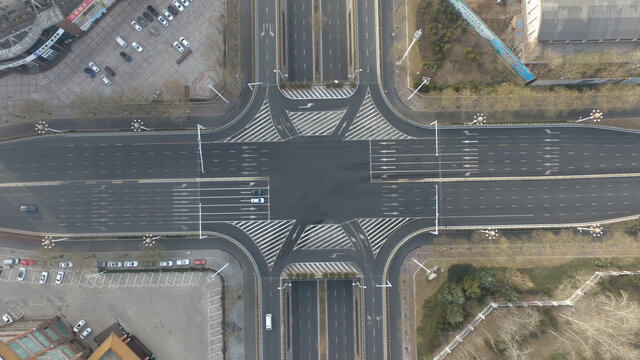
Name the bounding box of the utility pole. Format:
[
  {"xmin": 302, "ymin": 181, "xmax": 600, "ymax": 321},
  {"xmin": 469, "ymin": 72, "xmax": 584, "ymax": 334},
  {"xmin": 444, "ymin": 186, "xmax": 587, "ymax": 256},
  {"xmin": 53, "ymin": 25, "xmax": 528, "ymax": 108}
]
[
  {"xmin": 197, "ymin": 124, "xmax": 205, "ymax": 174},
  {"xmin": 397, "ymin": 29, "xmax": 422, "ymax": 66},
  {"xmin": 431, "ymin": 184, "xmax": 439, "ymax": 235}
]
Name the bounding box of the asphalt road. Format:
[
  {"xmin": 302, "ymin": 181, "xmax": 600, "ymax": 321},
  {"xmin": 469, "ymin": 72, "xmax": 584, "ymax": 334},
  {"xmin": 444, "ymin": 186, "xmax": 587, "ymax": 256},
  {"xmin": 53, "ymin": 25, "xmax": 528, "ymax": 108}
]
[
  {"xmin": 291, "ymin": 280, "xmax": 319, "ymax": 360},
  {"xmin": 321, "ymin": 0, "xmax": 348, "ymax": 81},
  {"xmin": 286, "ymin": 0, "xmax": 314, "ymax": 82},
  {"xmin": 326, "ymin": 280, "xmax": 355, "ymax": 360}
]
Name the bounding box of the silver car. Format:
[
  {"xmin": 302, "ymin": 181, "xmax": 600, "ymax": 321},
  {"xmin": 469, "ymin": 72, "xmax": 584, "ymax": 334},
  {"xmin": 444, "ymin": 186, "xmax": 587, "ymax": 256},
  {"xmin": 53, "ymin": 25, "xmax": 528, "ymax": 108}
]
[
  {"xmin": 132, "ymin": 41, "xmax": 143, "ymax": 53},
  {"xmin": 159, "ymin": 260, "xmax": 173, "ymax": 267},
  {"xmin": 59, "ymin": 262, "xmax": 74, "ymax": 268},
  {"xmin": 88, "ymin": 62, "xmax": 100, "ymax": 73},
  {"xmin": 173, "ymin": 42, "xmax": 185, "ymax": 53},
  {"xmin": 158, "ymin": 15, "xmax": 169, "ymax": 27},
  {"xmin": 39, "ymin": 271, "xmax": 48, "ymax": 284}
]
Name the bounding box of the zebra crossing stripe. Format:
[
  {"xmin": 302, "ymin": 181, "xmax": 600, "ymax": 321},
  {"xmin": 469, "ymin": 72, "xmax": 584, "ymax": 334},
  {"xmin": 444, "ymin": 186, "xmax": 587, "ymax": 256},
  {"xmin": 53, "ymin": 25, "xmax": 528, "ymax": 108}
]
[
  {"xmin": 280, "ymin": 85, "xmax": 356, "ymax": 100},
  {"xmin": 287, "ymin": 110, "xmax": 345, "ymax": 135},
  {"xmin": 295, "ymin": 224, "xmax": 354, "ymax": 250},
  {"xmin": 222, "ymin": 97, "xmax": 282, "ymax": 142},
  {"xmin": 230, "ymin": 220, "xmax": 295, "ymax": 269},
  {"xmin": 283, "ymin": 262, "xmax": 360, "ymax": 276},
  {"xmin": 345, "ymin": 90, "xmax": 414, "ymax": 140},
  {"xmin": 358, "ymin": 217, "xmax": 413, "ymax": 257}
]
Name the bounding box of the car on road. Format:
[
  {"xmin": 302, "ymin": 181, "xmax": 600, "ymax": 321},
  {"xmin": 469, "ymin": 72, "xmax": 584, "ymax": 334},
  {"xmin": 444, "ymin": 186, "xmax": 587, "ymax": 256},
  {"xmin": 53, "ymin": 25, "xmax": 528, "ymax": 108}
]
[
  {"xmin": 95, "ymin": 261, "xmax": 107, "ymax": 268},
  {"xmin": 104, "ymin": 66, "xmax": 116, "ymax": 77},
  {"xmin": 124, "ymin": 261, "xmax": 138, "ymax": 267},
  {"xmin": 131, "ymin": 21, "xmax": 142, "ymax": 32},
  {"xmin": 146, "ymin": 5, "xmax": 159, "ymax": 17},
  {"xmin": 59, "ymin": 262, "xmax": 73, "ymax": 268},
  {"xmin": 158, "ymin": 15, "xmax": 169, "ymax": 27},
  {"xmin": 172, "ymin": 0, "xmax": 184, "ymax": 11},
  {"xmin": 120, "ymin": 51, "xmax": 133, "ymax": 63},
  {"xmin": 2, "ymin": 313, "xmax": 12, "ymax": 323},
  {"xmin": 176, "ymin": 259, "xmax": 189, "ymax": 266},
  {"xmin": 101, "ymin": 74, "xmax": 112, "ymax": 86},
  {"xmin": 73, "ymin": 320, "xmax": 86, "ymax": 333},
  {"xmin": 179, "ymin": 37, "xmax": 190, "ymax": 48},
  {"xmin": 142, "ymin": 11, "xmax": 154, "ymax": 22},
  {"xmin": 20, "ymin": 259, "xmax": 34, "ymax": 266},
  {"xmin": 194, "ymin": 259, "xmax": 206, "ymax": 265},
  {"xmin": 83, "ymin": 68, "xmax": 95, "ymax": 78},
  {"xmin": 162, "ymin": 9, "xmax": 174, "ymax": 21},
  {"xmin": 173, "ymin": 42, "xmax": 185, "ymax": 53},
  {"xmin": 132, "ymin": 41, "xmax": 143, "ymax": 53},
  {"xmin": 159, "ymin": 260, "xmax": 173, "ymax": 267},
  {"xmin": 80, "ymin": 327, "xmax": 92, "ymax": 339},
  {"xmin": 251, "ymin": 197, "xmax": 265, "ymax": 204},
  {"xmin": 39, "ymin": 271, "xmax": 48, "ymax": 284},
  {"xmin": 167, "ymin": 5, "xmax": 178, "ymax": 16},
  {"xmin": 17, "ymin": 268, "xmax": 26, "ymax": 281},
  {"xmin": 55, "ymin": 271, "xmax": 64, "ymax": 284},
  {"xmin": 136, "ymin": 16, "xmax": 148, "ymax": 27},
  {"xmin": 251, "ymin": 189, "xmax": 265, "ymax": 196},
  {"xmin": 88, "ymin": 62, "xmax": 100, "ymax": 73},
  {"xmin": 20, "ymin": 205, "xmax": 37, "ymax": 212},
  {"xmin": 107, "ymin": 262, "xmax": 122, "ymax": 268}
]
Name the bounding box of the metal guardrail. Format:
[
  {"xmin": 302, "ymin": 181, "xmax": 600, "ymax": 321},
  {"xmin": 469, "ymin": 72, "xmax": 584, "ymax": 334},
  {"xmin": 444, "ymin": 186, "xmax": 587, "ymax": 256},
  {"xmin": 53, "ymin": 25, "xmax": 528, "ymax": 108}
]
[{"xmin": 433, "ymin": 270, "xmax": 640, "ymax": 360}]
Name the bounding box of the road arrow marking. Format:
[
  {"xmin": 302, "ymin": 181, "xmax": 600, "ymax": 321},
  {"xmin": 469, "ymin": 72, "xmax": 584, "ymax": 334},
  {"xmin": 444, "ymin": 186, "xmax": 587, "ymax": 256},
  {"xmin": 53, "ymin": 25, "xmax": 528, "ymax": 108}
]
[
  {"xmin": 545, "ymin": 129, "xmax": 559, "ymax": 134},
  {"xmin": 380, "ymin": 150, "xmax": 396, "ymax": 153},
  {"xmin": 462, "ymin": 140, "xmax": 478, "ymax": 144},
  {"xmin": 543, "ymin": 138, "xmax": 559, "ymax": 142},
  {"xmin": 463, "ymin": 131, "xmax": 477, "ymax": 135}
]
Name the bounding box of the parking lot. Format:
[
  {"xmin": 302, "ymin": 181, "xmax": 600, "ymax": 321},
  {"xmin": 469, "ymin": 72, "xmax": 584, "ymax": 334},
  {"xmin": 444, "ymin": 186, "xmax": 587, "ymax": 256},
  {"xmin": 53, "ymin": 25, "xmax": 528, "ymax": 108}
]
[{"xmin": 0, "ymin": 0, "xmax": 227, "ymax": 121}]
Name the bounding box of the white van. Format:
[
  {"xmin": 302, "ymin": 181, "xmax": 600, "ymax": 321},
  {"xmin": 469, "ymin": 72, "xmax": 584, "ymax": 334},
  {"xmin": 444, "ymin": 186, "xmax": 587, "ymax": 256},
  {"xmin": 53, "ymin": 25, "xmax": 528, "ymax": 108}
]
[
  {"xmin": 265, "ymin": 314, "xmax": 272, "ymax": 330},
  {"xmin": 115, "ymin": 36, "xmax": 127, "ymax": 48},
  {"xmin": 101, "ymin": 75, "xmax": 112, "ymax": 86}
]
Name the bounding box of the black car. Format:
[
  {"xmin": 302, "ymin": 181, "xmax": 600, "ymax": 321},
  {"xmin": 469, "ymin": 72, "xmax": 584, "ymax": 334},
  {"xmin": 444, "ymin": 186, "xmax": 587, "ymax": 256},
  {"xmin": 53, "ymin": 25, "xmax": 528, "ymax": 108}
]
[
  {"xmin": 95, "ymin": 261, "xmax": 107, "ymax": 268},
  {"xmin": 167, "ymin": 5, "xmax": 178, "ymax": 16},
  {"xmin": 136, "ymin": 16, "xmax": 148, "ymax": 27},
  {"xmin": 119, "ymin": 51, "xmax": 133, "ymax": 63},
  {"xmin": 104, "ymin": 66, "xmax": 116, "ymax": 77},
  {"xmin": 146, "ymin": 5, "xmax": 159, "ymax": 17},
  {"xmin": 251, "ymin": 189, "xmax": 266, "ymax": 196},
  {"xmin": 142, "ymin": 11, "xmax": 154, "ymax": 22}
]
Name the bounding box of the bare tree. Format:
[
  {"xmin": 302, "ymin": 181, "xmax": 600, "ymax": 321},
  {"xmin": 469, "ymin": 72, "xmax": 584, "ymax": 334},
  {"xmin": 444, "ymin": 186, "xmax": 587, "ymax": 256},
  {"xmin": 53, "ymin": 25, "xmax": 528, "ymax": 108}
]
[{"xmin": 495, "ymin": 308, "xmax": 541, "ymax": 360}]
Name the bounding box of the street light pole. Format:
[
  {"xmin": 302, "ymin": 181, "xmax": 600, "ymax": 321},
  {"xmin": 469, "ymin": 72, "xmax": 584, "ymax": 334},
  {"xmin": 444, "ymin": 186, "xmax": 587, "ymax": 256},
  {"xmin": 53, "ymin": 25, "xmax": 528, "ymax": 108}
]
[
  {"xmin": 430, "ymin": 120, "xmax": 438, "ymax": 157},
  {"xmin": 408, "ymin": 77, "xmax": 430, "ymax": 100},
  {"xmin": 576, "ymin": 109, "xmax": 603, "ymax": 123},
  {"xmin": 41, "ymin": 237, "xmax": 68, "ymax": 249},
  {"xmin": 397, "ymin": 29, "xmax": 423, "ymax": 66},
  {"xmin": 199, "ymin": 202, "xmax": 206, "ymax": 239},
  {"xmin": 412, "ymin": 258, "xmax": 438, "ymax": 280},
  {"xmin": 208, "ymin": 84, "xmax": 229, "ymax": 104},
  {"xmin": 431, "ymin": 184, "xmax": 439, "ymax": 235},
  {"xmin": 197, "ymin": 124, "xmax": 205, "ymax": 174}
]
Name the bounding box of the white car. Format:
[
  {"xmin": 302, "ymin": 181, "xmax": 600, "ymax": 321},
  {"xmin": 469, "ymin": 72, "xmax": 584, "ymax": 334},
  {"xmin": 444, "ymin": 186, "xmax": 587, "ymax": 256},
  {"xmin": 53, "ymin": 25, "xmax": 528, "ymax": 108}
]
[
  {"xmin": 124, "ymin": 261, "xmax": 139, "ymax": 267},
  {"xmin": 73, "ymin": 319, "xmax": 86, "ymax": 333},
  {"xmin": 88, "ymin": 62, "xmax": 100, "ymax": 73},
  {"xmin": 251, "ymin": 197, "xmax": 265, "ymax": 204},
  {"xmin": 158, "ymin": 16, "xmax": 169, "ymax": 27},
  {"xmin": 59, "ymin": 262, "xmax": 73, "ymax": 268},
  {"xmin": 39, "ymin": 271, "xmax": 48, "ymax": 284},
  {"xmin": 179, "ymin": 37, "xmax": 190, "ymax": 48},
  {"xmin": 17, "ymin": 267, "xmax": 26, "ymax": 281},
  {"xmin": 2, "ymin": 313, "xmax": 12, "ymax": 323},
  {"xmin": 162, "ymin": 9, "xmax": 174, "ymax": 21},
  {"xmin": 80, "ymin": 327, "xmax": 92, "ymax": 339},
  {"xmin": 180, "ymin": 0, "xmax": 189, "ymax": 6},
  {"xmin": 159, "ymin": 260, "xmax": 173, "ymax": 267},
  {"xmin": 176, "ymin": 259, "xmax": 189, "ymax": 266},
  {"xmin": 55, "ymin": 271, "xmax": 64, "ymax": 284},
  {"xmin": 173, "ymin": 42, "xmax": 185, "ymax": 53},
  {"xmin": 131, "ymin": 21, "xmax": 142, "ymax": 32},
  {"xmin": 132, "ymin": 42, "xmax": 143, "ymax": 53},
  {"xmin": 172, "ymin": 0, "xmax": 184, "ymax": 11}
]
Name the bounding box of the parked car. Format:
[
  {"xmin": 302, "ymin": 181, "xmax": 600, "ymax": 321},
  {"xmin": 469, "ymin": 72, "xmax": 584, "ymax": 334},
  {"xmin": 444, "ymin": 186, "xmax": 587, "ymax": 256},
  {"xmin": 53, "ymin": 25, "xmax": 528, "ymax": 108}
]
[
  {"xmin": 194, "ymin": 259, "xmax": 206, "ymax": 265},
  {"xmin": 147, "ymin": 27, "xmax": 159, "ymax": 37},
  {"xmin": 131, "ymin": 21, "xmax": 142, "ymax": 32},
  {"xmin": 251, "ymin": 189, "xmax": 266, "ymax": 195},
  {"xmin": 17, "ymin": 268, "xmax": 26, "ymax": 281},
  {"xmin": 2, "ymin": 313, "xmax": 12, "ymax": 323},
  {"xmin": 162, "ymin": 9, "xmax": 174, "ymax": 21},
  {"xmin": 146, "ymin": 5, "xmax": 159, "ymax": 17},
  {"xmin": 120, "ymin": 51, "xmax": 133, "ymax": 63},
  {"xmin": 132, "ymin": 41, "xmax": 143, "ymax": 53},
  {"xmin": 88, "ymin": 62, "xmax": 100, "ymax": 73},
  {"xmin": 107, "ymin": 262, "xmax": 122, "ymax": 268},
  {"xmin": 158, "ymin": 15, "xmax": 169, "ymax": 27},
  {"xmin": 142, "ymin": 11, "xmax": 154, "ymax": 22},
  {"xmin": 95, "ymin": 261, "xmax": 107, "ymax": 268},
  {"xmin": 159, "ymin": 260, "xmax": 173, "ymax": 267},
  {"xmin": 179, "ymin": 0, "xmax": 189, "ymax": 6},
  {"xmin": 20, "ymin": 259, "xmax": 34, "ymax": 266},
  {"xmin": 251, "ymin": 197, "xmax": 265, "ymax": 204},
  {"xmin": 136, "ymin": 16, "xmax": 148, "ymax": 27},
  {"xmin": 167, "ymin": 5, "xmax": 178, "ymax": 16},
  {"xmin": 80, "ymin": 327, "xmax": 92, "ymax": 339},
  {"xmin": 83, "ymin": 68, "xmax": 95, "ymax": 78},
  {"xmin": 100, "ymin": 74, "xmax": 112, "ymax": 86},
  {"xmin": 179, "ymin": 37, "xmax": 190, "ymax": 48},
  {"xmin": 39, "ymin": 271, "xmax": 48, "ymax": 284},
  {"xmin": 104, "ymin": 66, "xmax": 116, "ymax": 77},
  {"xmin": 176, "ymin": 259, "xmax": 189, "ymax": 266},
  {"xmin": 173, "ymin": 42, "xmax": 185, "ymax": 53},
  {"xmin": 73, "ymin": 319, "xmax": 86, "ymax": 333},
  {"xmin": 59, "ymin": 262, "xmax": 73, "ymax": 268},
  {"xmin": 124, "ymin": 261, "xmax": 139, "ymax": 267},
  {"xmin": 141, "ymin": 261, "xmax": 155, "ymax": 267},
  {"xmin": 20, "ymin": 205, "xmax": 37, "ymax": 212},
  {"xmin": 55, "ymin": 271, "xmax": 64, "ymax": 284},
  {"xmin": 172, "ymin": 0, "xmax": 184, "ymax": 11}
]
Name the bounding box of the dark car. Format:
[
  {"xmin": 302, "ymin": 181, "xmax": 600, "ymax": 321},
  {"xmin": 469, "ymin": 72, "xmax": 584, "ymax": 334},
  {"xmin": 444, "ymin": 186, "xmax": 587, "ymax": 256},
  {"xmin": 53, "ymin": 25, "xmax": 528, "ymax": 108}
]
[
  {"xmin": 251, "ymin": 189, "xmax": 266, "ymax": 196},
  {"xmin": 136, "ymin": 16, "xmax": 148, "ymax": 27},
  {"xmin": 20, "ymin": 205, "xmax": 37, "ymax": 212},
  {"xmin": 119, "ymin": 51, "xmax": 133, "ymax": 63},
  {"xmin": 146, "ymin": 5, "xmax": 159, "ymax": 17},
  {"xmin": 142, "ymin": 11, "xmax": 154, "ymax": 22},
  {"xmin": 167, "ymin": 5, "xmax": 178, "ymax": 16},
  {"xmin": 95, "ymin": 261, "xmax": 107, "ymax": 268},
  {"xmin": 141, "ymin": 261, "xmax": 155, "ymax": 268},
  {"xmin": 83, "ymin": 67, "xmax": 95, "ymax": 78},
  {"xmin": 104, "ymin": 66, "xmax": 115, "ymax": 77}
]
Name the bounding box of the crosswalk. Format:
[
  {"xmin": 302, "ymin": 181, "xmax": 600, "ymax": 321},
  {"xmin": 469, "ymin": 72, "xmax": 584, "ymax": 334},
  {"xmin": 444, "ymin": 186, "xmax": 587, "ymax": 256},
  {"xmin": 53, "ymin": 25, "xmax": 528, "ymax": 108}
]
[
  {"xmin": 283, "ymin": 262, "xmax": 360, "ymax": 276},
  {"xmin": 288, "ymin": 110, "xmax": 345, "ymax": 136},
  {"xmin": 295, "ymin": 224, "xmax": 354, "ymax": 250},
  {"xmin": 222, "ymin": 97, "xmax": 281, "ymax": 142},
  {"xmin": 358, "ymin": 218, "xmax": 413, "ymax": 257},
  {"xmin": 280, "ymin": 85, "xmax": 355, "ymax": 100},
  {"xmin": 345, "ymin": 90, "xmax": 413, "ymax": 140},
  {"xmin": 230, "ymin": 220, "xmax": 295, "ymax": 269}
]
